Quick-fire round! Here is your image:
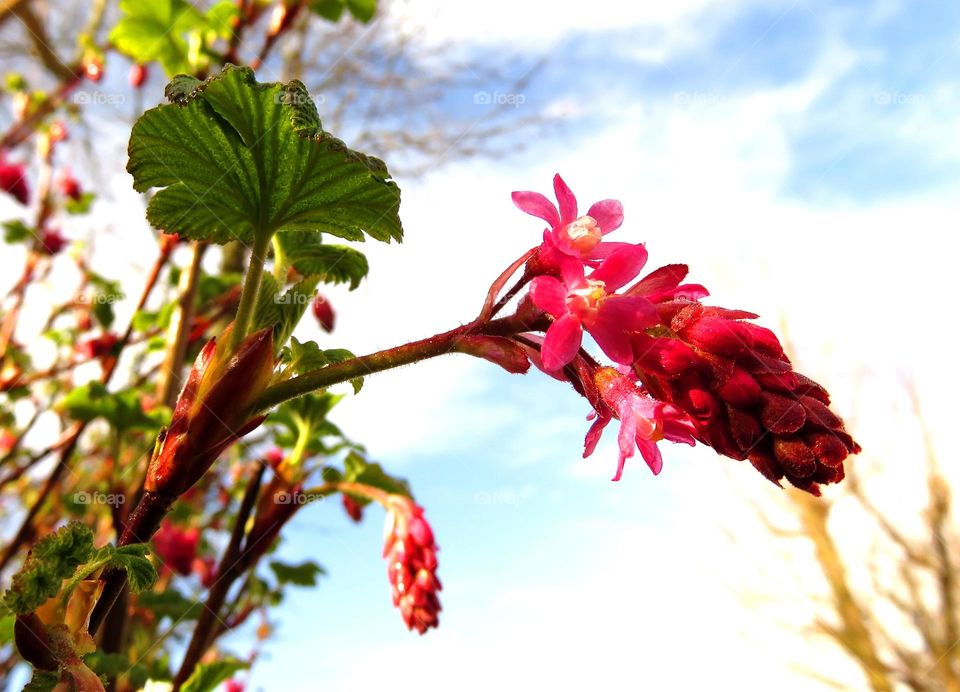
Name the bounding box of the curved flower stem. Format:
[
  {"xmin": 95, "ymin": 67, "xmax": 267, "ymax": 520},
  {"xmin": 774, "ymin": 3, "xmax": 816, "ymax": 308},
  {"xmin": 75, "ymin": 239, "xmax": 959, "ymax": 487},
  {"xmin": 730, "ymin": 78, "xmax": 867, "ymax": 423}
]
[
  {"xmin": 254, "ymin": 312, "xmax": 544, "ymax": 412},
  {"xmin": 478, "ymin": 248, "xmax": 536, "ymax": 322},
  {"xmin": 489, "ymin": 273, "xmax": 533, "ymax": 319},
  {"xmin": 230, "ymin": 232, "xmax": 271, "ymax": 352}
]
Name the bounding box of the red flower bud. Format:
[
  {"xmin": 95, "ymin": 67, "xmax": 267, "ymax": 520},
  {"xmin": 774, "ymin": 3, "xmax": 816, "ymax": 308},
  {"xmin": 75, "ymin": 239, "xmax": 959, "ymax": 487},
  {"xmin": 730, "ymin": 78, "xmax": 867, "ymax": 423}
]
[
  {"xmin": 78, "ymin": 332, "xmax": 119, "ymax": 360},
  {"xmin": 145, "ymin": 325, "xmax": 275, "ymax": 497},
  {"xmin": 0, "ymin": 158, "xmax": 29, "ymax": 205},
  {"xmin": 342, "ymin": 494, "xmax": 364, "ymax": 523},
  {"xmin": 311, "ymin": 294, "xmax": 335, "ymax": 332},
  {"xmin": 152, "ymin": 521, "xmax": 199, "ymax": 576},
  {"xmin": 58, "ymin": 173, "xmax": 82, "ymax": 201},
  {"xmin": 39, "ymin": 228, "xmax": 67, "ymax": 255},
  {"xmin": 129, "ymin": 63, "xmax": 148, "ymax": 88},
  {"xmin": 382, "ymin": 496, "xmax": 441, "ymax": 634}
]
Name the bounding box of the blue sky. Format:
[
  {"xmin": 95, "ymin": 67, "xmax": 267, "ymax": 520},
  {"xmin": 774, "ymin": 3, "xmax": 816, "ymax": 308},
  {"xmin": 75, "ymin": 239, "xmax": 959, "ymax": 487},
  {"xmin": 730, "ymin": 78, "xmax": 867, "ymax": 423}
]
[
  {"xmin": 220, "ymin": 1, "xmax": 960, "ymax": 689},
  {"xmin": 2, "ymin": 0, "xmax": 957, "ymax": 689}
]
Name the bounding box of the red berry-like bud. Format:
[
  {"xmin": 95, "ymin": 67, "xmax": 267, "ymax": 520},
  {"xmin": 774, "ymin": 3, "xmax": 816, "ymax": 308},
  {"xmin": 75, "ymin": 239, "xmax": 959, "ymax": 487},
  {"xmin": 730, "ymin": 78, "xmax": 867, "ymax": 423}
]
[
  {"xmin": 152, "ymin": 521, "xmax": 200, "ymax": 576},
  {"xmin": 59, "ymin": 173, "xmax": 82, "ymax": 201},
  {"xmin": 129, "ymin": 63, "xmax": 148, "ymax": 88},
  {"xmin": 342, "ymin": 494, "xmax": 363, "ymax": 523},
  {"xmin": 0, "ymin": 158, "xmax": 29, "ymax": 205},
  {"xmin": 264, "ymin": 447, "xmax": 284, "ymax": 469},
  {"xmin": 78, "ymin": 332, "xmax": 118, "ymax": 360},
  {"xmin": 39, "ymin": 228, "xmax": 67, "ymax": 255},
  {"xmin": 311, "ymin": 294, "xmax": 336, "ymax": 332}
]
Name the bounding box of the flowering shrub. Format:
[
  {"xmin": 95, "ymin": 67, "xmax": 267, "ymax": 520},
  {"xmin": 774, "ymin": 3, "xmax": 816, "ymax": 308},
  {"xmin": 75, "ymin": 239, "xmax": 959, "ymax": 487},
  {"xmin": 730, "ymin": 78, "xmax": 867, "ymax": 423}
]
[{"xmin": 0, "ymin": 2, "xmax": 859, "ymax": 690}]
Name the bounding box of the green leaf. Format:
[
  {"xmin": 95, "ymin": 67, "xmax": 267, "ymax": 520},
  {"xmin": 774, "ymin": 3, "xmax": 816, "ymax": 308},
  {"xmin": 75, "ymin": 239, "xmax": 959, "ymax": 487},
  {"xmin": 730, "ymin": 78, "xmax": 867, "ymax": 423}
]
[
  {"xmin": 109, "ymin": 544, "xmax": 159, "ymax": 593},
  {"xmin": 203, "ymin": 1, "xmax": 239, "ymax": 39},
  {"xmin": 181, "ymin": 659, "xmax": 248, "ymax": 692},
  {"xmin": 128, "ymin": 65, "xmax": 402, "ymax": 247},
  {"xmin": 64, "ymin": 192, "xmax": 95, "ymax": 215},
  {"xmin": 3, "ymin": 219, "xmax": 32, "ymax": 243},
  {"xmin": 268, "ymin": 390, "xmax": 346, "ymax": 453},
  {"xmin": 269, "ymin": 560, "xmax": 326, "ymax": 587},
  {"xmin": 0, "ymin": 614, "xmax": 13, "ymax": 644},
  {"xmin": 280, "ymin": 338, "xmax": 363, "ymax": 393},
  {"xmin": 308, "ymin": 0, "xmax": 378, "ymax": 22},
  {"xmin": 60, "ymin": 383, "xmax": 170, "ymax": 432},
  {"xmin": 308, "ymin": 0, "xmax": 345, "ymax": 21},
  {"xmin": 343, "ymin": 452, "xmax": 411, "ymax": 505},
  {"xmin": 253, "ymin": 274, "xmax": 320, "ymax": 348},
  {"xmin": 109, "ymin": 0, "xmax": 206, "ymax": 76},
  {"xmin": 345, "ymin": 0, "xmax": 377, "ymax": 21},
  {"xmin": 137, "ymin": 589, "xmax": 202, "ymax": 621},
  {"xmin": 85, "ymin": 652, "xmax": 150, "ymax": 689},
  {"xmin": 277, "ymin": 231, "xmax": 369, "ymax": 289},
  {"xmin": 23, "ymin": 670, "xmax": 59, "ymax": 692},
  {"xmin": 2, "ymin": 522, "xmax": 94, "ymax": 614}
]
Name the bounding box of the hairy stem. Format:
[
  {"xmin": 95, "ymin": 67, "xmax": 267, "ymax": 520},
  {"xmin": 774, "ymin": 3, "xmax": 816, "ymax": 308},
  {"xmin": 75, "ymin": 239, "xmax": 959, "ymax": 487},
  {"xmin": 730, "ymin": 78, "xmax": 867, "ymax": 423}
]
[
  {"xmin": 230, "ymin": 233, "xmax": 270, "ymax": 352},
  {"xmin": 255, "ymin": 312, "xmax": 542, "ymax": 411}
]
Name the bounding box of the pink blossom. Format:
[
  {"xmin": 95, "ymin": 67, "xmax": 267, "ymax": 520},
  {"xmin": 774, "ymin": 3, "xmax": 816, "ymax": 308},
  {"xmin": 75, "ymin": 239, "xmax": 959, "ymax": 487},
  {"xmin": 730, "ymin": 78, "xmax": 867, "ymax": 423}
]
[
  {"xmin": 585, "ymin": 367, "xmax": 697, "ymax": 480},
  {"xmin": 528, "ymin": 246, "xmax": 658, "ymax": 370},
  {"xmin": 512, "ymin": 174, "xmax": 627, "ymax": 267}
]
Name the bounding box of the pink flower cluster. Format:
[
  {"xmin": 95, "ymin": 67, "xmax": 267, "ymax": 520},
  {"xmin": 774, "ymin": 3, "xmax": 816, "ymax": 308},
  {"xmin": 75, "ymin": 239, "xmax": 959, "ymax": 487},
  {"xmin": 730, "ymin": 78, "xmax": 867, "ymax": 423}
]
[
  {"xmin": 511, "ymin": 175, "xmax": 860, "ymax": 493},
  {"xmin": 382, "ymin": 495, "xmax": 441, "ymax": 634}
]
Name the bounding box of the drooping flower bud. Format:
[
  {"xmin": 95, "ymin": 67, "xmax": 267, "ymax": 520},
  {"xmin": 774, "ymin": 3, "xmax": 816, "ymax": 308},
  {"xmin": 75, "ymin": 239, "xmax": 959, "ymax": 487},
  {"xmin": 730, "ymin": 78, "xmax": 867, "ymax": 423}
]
[
  {"xmin": 129, "ymin": 63, "xmax": 148, "ymax": 88},
  {"xmin": 78, "ymin": 332, "xmax": 118, "ymax": 360},
  {"xmin": 145, "ymin": 325, "xmax": 275, "ymax": 498},
  {"xmin": 58, "ymin": 172, "xmax": 82, "ymax": 201},
  {"xmin": 152, "ymin": 521, "xmax": 200, "ymax": 576},
  {"xmin": 342, "ymin": 494, "xmax": 363, "ymax": 523},
  {"xmin": 311, "ymin": 293, "xmax": 336, "ymax": 332},
  {"xmin": 0, "ymin": 157, "xmax": 29, "ymax": 205},
  {"xmin": 39, "ymin": 228, "xmax": 67, "ymax": 255},
  {"xmin": 382, "ymin": 495, "xmax": 441, "ymax": 634}
]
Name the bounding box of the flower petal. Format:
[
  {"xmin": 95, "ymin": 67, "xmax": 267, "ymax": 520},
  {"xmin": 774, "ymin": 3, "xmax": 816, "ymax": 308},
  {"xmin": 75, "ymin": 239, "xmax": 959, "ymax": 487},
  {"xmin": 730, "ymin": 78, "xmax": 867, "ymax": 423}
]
[
  {"xmin": 559, "ymin": 257, "xmax": 586, "ymax": 288},
  {"xmin": 541, "ymin": 314, "xmax": 583, "ymax": 371},
  {"xmin": 528, "ymin": 276, "xmax": 567, "ymax": 317},
  {"xmin": 590, "ymin": 244, "xmax": 648, "ymax": 291},
  {"xmin": 626, "ymin": 263, "xmax": 688, "ymax": 297},
  {"xmin": 511, "ymin": 191, "xmax": 560, "ymax": 228},
  {"xmin": 583, "ymin": 415, "xmax": 611, "ymax": 457},
  {"xmin": 553, "ymin": 174, "xmax": 578, "ymax": 224},
  {"xmin": 587, "ymin": 199, "xmax": 624, "ymax": 234},
  {"xmin": 589, "ymin": 296, "xmax": 659, "ymax": 364},
  {"xmin": 637, "ymin": 439, "xmax": 664, "ymax": 475}
]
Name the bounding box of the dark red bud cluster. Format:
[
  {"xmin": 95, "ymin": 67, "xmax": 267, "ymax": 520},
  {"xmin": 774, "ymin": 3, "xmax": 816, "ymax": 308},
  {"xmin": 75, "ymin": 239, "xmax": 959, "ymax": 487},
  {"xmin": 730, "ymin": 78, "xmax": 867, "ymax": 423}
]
[
  {"xmin": 634, "ymin": 301, "xmax": 860, "ymax": 495},
  {"xmin": 383, "ymin": 496, "xmax": 441, "ymax": 634}
]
